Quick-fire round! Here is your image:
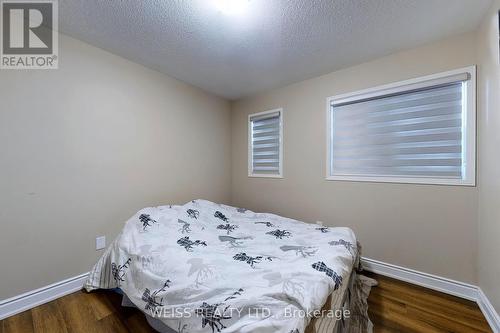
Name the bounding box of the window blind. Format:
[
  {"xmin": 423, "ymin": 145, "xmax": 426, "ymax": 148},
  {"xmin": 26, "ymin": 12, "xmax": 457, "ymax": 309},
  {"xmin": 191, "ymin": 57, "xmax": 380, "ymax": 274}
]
[
  {"xmin": 330, "ymin": 81, "xmax": 467, "ymax": 179},
  {"xmin": 250, "ymin": 111, "xmax": 281, "ymax": 175}
]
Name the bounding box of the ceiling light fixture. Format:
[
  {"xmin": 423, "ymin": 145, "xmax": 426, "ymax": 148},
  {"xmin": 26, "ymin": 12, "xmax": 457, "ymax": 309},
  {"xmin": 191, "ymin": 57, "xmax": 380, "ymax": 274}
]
[{"xmin": 214, "ymin": 0, "xmax": 249, "ymax": 16}]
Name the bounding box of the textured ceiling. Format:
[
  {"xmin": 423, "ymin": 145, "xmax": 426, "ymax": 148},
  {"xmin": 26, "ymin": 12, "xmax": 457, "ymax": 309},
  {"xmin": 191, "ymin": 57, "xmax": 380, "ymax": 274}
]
[{"xmin": 59, "ymin": 0, "xmax": 492, "ymax": 100}]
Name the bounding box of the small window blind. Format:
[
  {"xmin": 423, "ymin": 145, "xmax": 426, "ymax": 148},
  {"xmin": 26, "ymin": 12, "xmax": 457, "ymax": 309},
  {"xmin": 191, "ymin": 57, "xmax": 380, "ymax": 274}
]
[
  {"xmin": 329, "ymin": 70, "xmax": 474, "ymax": 184},
  {"xmin": 249, "ymin": 109, "xmax": 282, "ymax": 176}
]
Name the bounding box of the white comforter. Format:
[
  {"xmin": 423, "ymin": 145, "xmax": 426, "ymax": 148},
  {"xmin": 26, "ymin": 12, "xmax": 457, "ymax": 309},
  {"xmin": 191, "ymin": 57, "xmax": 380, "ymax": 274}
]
[{"xmin": 85, "ymin": 200, "xmax": 358, "ymax": 333}]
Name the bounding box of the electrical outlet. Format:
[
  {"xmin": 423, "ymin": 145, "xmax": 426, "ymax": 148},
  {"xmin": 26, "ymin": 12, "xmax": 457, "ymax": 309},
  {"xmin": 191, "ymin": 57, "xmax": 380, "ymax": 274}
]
[{"xmin": 96, "ymin": 236, "xmax": 106, "ymax": 250}]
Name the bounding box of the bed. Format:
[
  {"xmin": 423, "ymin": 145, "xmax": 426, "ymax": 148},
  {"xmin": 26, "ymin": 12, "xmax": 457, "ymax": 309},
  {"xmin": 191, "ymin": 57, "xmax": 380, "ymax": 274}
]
[{"xmin": 84, "ymin": 200, "xmax": 376, "ymax": 333}]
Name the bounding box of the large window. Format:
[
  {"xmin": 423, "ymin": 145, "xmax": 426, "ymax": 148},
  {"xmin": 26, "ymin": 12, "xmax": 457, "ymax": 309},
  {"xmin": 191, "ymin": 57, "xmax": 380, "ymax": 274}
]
[
  {"xmin": 248, "ymin": 108, "xmax": 283, "ymax": 178},
  {"xmin": 326, "ymin": 67, "xmax": 476, "ymax": 185}
]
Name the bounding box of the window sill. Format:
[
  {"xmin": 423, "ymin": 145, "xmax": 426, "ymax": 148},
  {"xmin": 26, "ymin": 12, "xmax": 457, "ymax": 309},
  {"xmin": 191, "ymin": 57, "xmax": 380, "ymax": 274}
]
[
  {"xmin": 248, "ymin": 174, "xmax": 284, "ymax": 179},
  {"xmin": 325, "ymin": 175, "xmax": 475, "ymax": 186}
]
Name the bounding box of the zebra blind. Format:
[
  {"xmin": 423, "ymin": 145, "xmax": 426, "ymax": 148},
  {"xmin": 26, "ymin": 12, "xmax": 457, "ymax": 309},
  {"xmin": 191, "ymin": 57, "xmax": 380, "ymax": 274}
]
[
  {"xmin": 249, "ymin": 109, "xmax": 282, "ymax": 176},
  {"xmin": 329, "ymin": 73, "xmax": 473, "ymax": 183}
]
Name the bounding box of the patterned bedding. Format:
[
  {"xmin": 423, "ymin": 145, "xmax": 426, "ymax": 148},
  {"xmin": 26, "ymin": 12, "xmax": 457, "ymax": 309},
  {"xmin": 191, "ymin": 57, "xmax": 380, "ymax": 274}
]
[{"xmin": 84, "ymin": 200, "xmax": 360, "ymax": 333}]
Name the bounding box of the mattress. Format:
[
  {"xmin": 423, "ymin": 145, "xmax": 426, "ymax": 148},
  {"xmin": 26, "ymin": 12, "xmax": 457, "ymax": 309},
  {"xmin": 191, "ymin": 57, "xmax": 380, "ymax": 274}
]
[{"xmin": 84, "ymin": 199, "xmax": 362, "ymax": 333}]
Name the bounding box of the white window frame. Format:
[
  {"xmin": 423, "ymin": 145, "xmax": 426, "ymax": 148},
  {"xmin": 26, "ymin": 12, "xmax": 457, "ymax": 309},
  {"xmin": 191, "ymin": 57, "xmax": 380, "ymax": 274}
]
[
  {"xmin": 248, "ymin": 108, "xmax": 284, "ymax": 178},
  {"xmin": 326, "ymin": 66, "xmax": 476, "ymax": 186}
]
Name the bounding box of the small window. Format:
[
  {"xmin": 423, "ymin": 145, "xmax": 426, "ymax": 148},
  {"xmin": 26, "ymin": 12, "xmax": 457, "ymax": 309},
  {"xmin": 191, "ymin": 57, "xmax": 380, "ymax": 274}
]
[
  {"xmin": 326, "ymin": 66, "xmax": 476, "ymax": 186},
  {"xmin": 248, "ymin": 108, "xmax": 283, "ymax": 178}
]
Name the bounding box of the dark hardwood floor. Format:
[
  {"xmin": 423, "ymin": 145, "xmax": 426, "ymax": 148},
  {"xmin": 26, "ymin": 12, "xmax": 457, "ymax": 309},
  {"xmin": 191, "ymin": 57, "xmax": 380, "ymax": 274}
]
[
  {"xmin": 366, "ymin": 272, "xmax": 492, "ymax": 333},
  {"xmin": 0, "ymin": 273, "xmax": 492, "ymax": 333}
]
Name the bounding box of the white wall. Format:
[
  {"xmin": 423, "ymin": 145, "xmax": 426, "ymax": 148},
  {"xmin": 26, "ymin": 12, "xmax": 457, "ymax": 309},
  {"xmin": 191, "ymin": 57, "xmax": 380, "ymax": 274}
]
[
  {"xmin": 0, "ymin": 34, "xmax": 231, "ymax": 300},
  {"xmin": 231, "ymin": 32, "xmax": 479, "ymax": 284},
  {"xmin": 477, "ymin": 0, "xmax": 500, "ymax": 314}
]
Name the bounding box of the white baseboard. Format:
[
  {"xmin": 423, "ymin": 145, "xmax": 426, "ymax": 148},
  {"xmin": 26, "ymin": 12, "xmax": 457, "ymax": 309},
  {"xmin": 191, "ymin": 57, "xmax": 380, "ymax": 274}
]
[
  {"xmin": 361, "ymin": 257, "xmax": 478, "ymax": 301},
  {"xmin": 0, "ymin": 272, "xmax": 89, "ymax": 321},
  {"xmin": 478, "ymin": 288, "xmax": 500, "ymax": 333},
  {"xmin": 362, "ymin": 257, "xmax": 499, "ymax": 333}
]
